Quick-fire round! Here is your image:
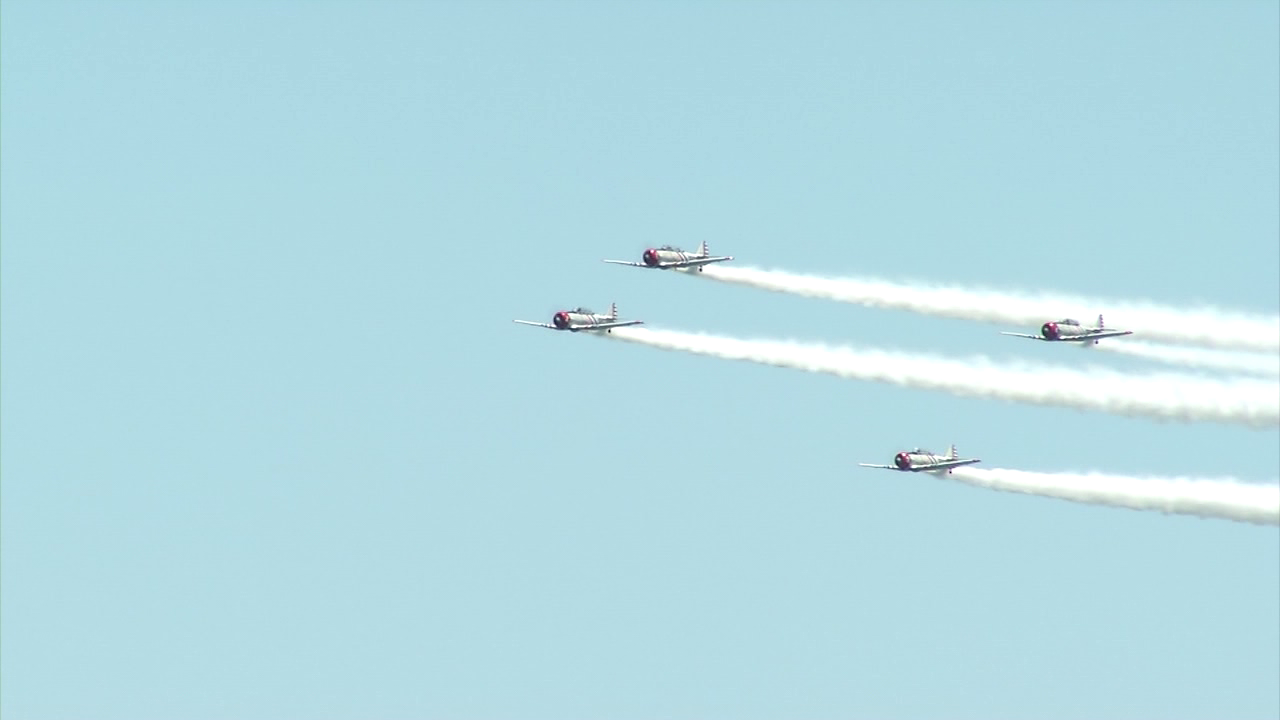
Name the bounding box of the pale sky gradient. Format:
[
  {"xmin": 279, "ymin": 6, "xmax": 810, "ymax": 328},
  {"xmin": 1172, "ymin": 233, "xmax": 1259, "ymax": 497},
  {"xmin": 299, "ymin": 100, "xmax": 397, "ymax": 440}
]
[{"xmin": 3, "ymin": 1, "xmax": 1278, "ymax": 718}]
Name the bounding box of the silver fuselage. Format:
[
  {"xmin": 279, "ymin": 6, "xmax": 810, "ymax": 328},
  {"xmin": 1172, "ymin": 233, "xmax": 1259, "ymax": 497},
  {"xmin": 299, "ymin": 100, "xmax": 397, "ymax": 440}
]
[
  {"xmin": 894, "ymin": 451, "xmax": 950, "ymax": 471},
  {"xmin": 1041, "ymin": 320, "xmax": 1097, "ymax": 340},
  {"xmin": 553, "ymin": 311, "xmax": 614, "ymax": 331},
  {"xmin": 642, "ymin": 247, "xmax": 700, "ymax": 267}
]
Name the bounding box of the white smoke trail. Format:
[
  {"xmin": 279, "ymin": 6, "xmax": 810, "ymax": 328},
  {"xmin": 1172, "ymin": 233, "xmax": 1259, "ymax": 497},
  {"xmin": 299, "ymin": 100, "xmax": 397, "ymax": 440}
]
[
  {"xmin": 947, "ymin": 467, "xmax": 1280, "ymax": 526},
  {"xmin": 607, "ymin": 327, "xmax": 1280, "ymax": 429},
  {"xmin": 700, "ymin": 266, "xmax": 1280, "ymax": 353},
  {"xmin": 1093, "ymin": 340, "xmax": 1280, "ymax": 378}
]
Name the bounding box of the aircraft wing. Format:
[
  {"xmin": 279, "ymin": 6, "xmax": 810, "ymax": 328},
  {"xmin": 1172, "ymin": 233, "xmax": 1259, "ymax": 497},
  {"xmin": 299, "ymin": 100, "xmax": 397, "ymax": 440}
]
[
  {"xmin": 1047, "ymin": 330, "xmax": 1135, "ymax": 343},
  {"xmin": 661, "ymin": 255, "xmax": 734, "ymax": 268},
  {"xmin": 918, "ymin": 458, "xmax": 981, "ymax": 471},
  {"xmin": 1086, "ymin": 329, "xmax": 1134, "ymax": 340},
  {"xmin": 580, "ymin": 320, "xmax": 644, "ymax": 331},
  {"xmin": 601, "ymin": 256, "xmax": 735, "ymax": 269},
  {"xmin": 857, "ymin": 463, "xmax": 896, "ymax": 470},
  {"xmin": 513, "ymin": 320, "xmax": 557, "ymax": 329},
  {"xmin": 1000, "ymin": 331, "xmax": 1047, "ymax": 340}
]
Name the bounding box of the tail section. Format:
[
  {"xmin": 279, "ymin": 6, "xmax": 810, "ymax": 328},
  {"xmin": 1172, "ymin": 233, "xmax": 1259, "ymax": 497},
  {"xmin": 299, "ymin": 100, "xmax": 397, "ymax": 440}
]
[
  {"xmin": 698, "ymin": 240, "xmax": 709, "ymax": 257},
  {"xmin": 949, "ymin": 444, "xmax": 958, "ymax": 459},
  {"xmin": 610, "ymin": 302, "xmax": 618, "ymax": 319},
  {"xmin": 1097, "ymin": 313, "xmax": 1105, "ymax": 329}
]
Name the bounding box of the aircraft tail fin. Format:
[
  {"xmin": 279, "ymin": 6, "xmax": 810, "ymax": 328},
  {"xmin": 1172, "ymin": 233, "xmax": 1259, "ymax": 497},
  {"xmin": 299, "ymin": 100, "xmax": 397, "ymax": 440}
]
[
  {"xmin": 698, "ymin": 240, "xmax": 709, "ymax": 257},
  {"xmin": 949, "ymin": 444, "xmax": 958, "ymax": 459},
  {"xmin": 610, "ymin": 302, "xmax": 618, "ymax": 319},
  {"xmin": 1097, "ymin": 313, "xmax": 1104, "ymax": 329}
]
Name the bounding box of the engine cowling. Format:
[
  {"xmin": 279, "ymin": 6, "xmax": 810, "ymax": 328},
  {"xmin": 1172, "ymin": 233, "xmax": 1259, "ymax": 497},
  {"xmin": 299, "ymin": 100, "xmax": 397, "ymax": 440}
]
[
  {"xmin": 1041, "ymin": 322, "xmax": 1059, "ymax": 340},
  {"xmin": 642, "ymin": 248, "xmax": 661, "ymax": 267},
  {"xmin": 894, "ymin": 452, "xmax": 912, "ymax": 470},
  {"xmin": 553, "ymin": 312, "xmax": 570, "ymax": 329}
]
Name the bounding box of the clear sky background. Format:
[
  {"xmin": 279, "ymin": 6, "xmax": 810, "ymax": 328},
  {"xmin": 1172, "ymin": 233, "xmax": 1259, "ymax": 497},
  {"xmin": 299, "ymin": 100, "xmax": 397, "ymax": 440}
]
[{"xmin": 3, "ymin": 1, "xmax": 1278, "ymax": 718}]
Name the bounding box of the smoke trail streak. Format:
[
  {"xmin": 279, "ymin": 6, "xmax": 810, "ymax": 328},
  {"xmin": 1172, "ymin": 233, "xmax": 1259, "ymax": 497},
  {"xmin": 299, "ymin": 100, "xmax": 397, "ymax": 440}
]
[
  {"xmin": 1095, "ymin": 340, "xmax": 1280, "ymax": 378},
  {"xmin": 608, "ymin": 327, "xmax": 1280, "ymax": 429},
  {"xmin": 700, "ymin": 266, "xmax": 1280, "ymax": 353},
  {"xmin": 947, "ymin": 467, "xmax": 1280, "ymax": 526}
]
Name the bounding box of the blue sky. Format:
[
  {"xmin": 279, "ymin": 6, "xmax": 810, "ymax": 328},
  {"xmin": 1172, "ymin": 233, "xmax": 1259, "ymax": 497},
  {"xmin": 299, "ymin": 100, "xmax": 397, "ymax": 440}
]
[{"xmin": 3, "ymin": 1, "xmax": 1277, "ymax": 718}]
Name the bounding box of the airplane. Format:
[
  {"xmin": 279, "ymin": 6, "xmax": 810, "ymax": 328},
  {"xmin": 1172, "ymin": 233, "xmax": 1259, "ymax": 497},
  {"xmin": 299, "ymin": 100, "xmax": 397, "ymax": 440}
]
[
  {"xmin": 513, "ymin": 302, "xmax": 643, "ymax": 333},
  {"xmin": 602, "ymin": 241, "xmax": 734, "ymax": 272},
  {"xmin": 1000, "ymin": 314, "xmax": 1133, "ymax": 345},
  {"xmin": 858, "ymin": 444, "xmax": 981, "ymax": 474}
]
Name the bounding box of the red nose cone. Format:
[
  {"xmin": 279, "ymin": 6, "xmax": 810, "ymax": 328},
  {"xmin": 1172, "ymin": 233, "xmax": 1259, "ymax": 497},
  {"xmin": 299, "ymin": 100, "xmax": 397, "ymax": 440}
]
[
  {"xmin": 894, "ymin": 452, "xmax": 911, "ymax": 470},
  {"xmin": 553, "ymin": 312, "xmax": 570, "ymax": 329},
  {"xmin": 1042, "ymin": 322, "xmax": 1059, "ymax": 340},
  {"xmin": 642, "ymin": 248, "xmax": 660, "ymax": 266}
]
